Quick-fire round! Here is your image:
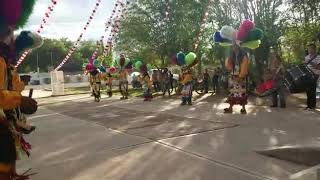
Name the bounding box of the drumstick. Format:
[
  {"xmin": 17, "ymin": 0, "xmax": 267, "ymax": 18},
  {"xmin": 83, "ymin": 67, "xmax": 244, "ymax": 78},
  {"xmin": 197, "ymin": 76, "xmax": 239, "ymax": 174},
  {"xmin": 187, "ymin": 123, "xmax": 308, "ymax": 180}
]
[
  {"xmin": 21, "ymin": 168, "xmax": 32, "ymax": 176},
  {"xmin": 28, "ymin": 88, "xmax": 33, "ymax": 98}
]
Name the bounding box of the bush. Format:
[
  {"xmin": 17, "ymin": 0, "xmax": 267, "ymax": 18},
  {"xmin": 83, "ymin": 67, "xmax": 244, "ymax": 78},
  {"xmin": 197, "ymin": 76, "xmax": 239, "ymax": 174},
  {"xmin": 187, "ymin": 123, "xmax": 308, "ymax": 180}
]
[
  {"xmin": 64, "ymin": 75, "xmax": 71, "ymax": 83},
  {"xmin": 76, "ymin": 75, "xmax": 83, "ymax": 82}
]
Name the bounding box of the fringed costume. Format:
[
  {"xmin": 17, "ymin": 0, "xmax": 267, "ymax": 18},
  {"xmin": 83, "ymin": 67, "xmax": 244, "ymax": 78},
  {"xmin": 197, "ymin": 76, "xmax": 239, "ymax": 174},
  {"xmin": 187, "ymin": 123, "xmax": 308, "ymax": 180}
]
[
  {"xmin": 180, "ymin": 69, "xmax": 193, "ymax": 105},
  {"xmin": 119, "ymin": 69, "xmax": 129, "ymax": 99},
  {"xmin": 141, "ymin": 73, "xmax": 153, "ymax": 101},
  {"xmin": 224, "ymin": 48, "xmax": 249, "ymax": 114}
]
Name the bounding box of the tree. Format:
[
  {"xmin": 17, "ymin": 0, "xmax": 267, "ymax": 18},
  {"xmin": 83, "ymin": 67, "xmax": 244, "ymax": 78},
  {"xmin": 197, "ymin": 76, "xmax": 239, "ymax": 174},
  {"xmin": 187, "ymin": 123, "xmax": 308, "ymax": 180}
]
[{"xmin": 115, "ymin": 0, "xmax": 212, "ymax": 67}]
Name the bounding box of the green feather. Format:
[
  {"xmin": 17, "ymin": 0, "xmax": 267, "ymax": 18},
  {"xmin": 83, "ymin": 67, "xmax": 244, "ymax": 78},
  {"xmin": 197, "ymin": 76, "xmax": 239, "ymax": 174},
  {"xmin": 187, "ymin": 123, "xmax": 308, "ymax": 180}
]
[{"xmin": 16, "ymin": 0, "xmax": 37, "ymax": 29}]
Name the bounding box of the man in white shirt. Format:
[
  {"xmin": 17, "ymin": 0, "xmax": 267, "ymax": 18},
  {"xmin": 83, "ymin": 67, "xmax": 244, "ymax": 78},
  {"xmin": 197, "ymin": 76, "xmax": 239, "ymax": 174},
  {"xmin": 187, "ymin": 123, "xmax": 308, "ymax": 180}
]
[{"xmin": 304, "ymin": 44, "xmax": 320, "ymax": 110}]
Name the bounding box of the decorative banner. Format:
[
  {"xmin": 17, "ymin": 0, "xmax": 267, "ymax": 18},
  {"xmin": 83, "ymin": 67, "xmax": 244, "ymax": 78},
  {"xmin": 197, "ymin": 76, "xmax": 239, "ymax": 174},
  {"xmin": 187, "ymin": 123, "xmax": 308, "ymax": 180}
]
[
  {"xmin": 89, "ymin": 0, "xmax": 124, "ymax": 62},
  {"xmin": 15, "ymin": 0, "xmax": 59, "ymax": 68},
  {"xmin": 193, "ymin": 0, "xmax": 212, "ymax": 51},
  {"xmin": 55, "ymin": 0, "xmax": 103, "ymax": 71},
  {"xmin": 103, "ymin": 1, "xmax": 128, "ymax": 56},
  {"xmin": 165, "ymin": 0, "xmax": 170, "ymax": 22}
]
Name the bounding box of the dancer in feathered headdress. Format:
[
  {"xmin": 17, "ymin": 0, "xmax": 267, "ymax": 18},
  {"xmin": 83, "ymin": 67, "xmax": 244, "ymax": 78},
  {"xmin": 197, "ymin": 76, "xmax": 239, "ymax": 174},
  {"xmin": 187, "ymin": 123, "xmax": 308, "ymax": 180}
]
[
  {"xmin": 172, "ymin": 52, "xmax": 198, "ymax": 105},
  {"xmin": 213, "ymin": 20, "xmax": 264, "ymax": 114},
  {"xmin": 0, "ymin": 0, "xmax": 41, "ymax": 179}
]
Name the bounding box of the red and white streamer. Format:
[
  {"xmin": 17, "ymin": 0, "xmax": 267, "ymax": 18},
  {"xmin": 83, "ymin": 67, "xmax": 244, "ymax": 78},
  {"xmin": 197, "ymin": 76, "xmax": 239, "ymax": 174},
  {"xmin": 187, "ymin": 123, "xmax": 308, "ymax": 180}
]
[
  {"xmin": 55, "ymin": 0, "xmax": 103, "ymax": 71},
  {"xmin": 103, "ymin": 1, "xmax": 128, "ymax": 55},
  {"xmin": 15, "ymin": 0, "xmax": 59, "ymax": 68},
  {"xmin": 89, "ymin": 0, "xmax": 124, "ymax": 62},
  {"xmin": 193, "ymin": 0, "xmax": 212, "ymax": 51}
]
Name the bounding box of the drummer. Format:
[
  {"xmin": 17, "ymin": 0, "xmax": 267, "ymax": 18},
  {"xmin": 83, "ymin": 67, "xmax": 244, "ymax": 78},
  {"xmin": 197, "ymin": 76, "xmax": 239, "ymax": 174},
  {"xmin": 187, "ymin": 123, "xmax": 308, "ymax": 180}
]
[{"xmin": 304, "ymin": 44, "xmax": 320, "ymax": 110}]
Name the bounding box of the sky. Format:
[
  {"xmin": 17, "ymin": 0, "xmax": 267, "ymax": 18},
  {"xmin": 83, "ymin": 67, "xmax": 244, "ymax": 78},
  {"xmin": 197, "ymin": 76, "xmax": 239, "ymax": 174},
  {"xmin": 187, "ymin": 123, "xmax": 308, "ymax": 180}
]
[{"xmin": 24, "ymin": 0, "xmax": 116, "ymax": 41}]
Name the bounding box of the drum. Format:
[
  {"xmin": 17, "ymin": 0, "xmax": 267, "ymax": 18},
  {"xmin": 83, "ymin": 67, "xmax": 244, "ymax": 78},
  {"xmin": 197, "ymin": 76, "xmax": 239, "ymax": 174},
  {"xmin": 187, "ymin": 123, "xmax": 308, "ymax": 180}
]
[{"xmin": 284, "ymin": 64, "xmax": 318, "ymax": 93}]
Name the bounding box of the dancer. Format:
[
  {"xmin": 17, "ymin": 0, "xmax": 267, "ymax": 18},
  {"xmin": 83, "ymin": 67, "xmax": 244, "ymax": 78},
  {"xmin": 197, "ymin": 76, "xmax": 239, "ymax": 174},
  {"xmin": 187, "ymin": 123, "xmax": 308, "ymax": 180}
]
[
  {"xmin": 224, "ymin": 44, "xmax": 249, "ymax": 114},
  {"xmin": 119, "ymin": 68, "xmax": 129, "ymax": 99},
  {"xmin": 141, "ymin": 71, "xmax": 153, "ymax": 101},
  {"xmin": 180, "ymin": 67, "xmax": 193, "ymax": 105},
  {"xmin": 105, "ymin": 73, "xmax": 113, "ymax": 97},
  {"xmin": 89, "ymin": 69, "xmax": 101, "ymax": 102},
  {"xmin": 270, "ymin": 54, "xmax": 286, "ymax": 108},
  {"xmin": 0, "ymin": 35, "xmax": 38, "ymax": 180},
  {"xmin": 162, "ymin": 68, "xmax": 171, "ymax": 96}
]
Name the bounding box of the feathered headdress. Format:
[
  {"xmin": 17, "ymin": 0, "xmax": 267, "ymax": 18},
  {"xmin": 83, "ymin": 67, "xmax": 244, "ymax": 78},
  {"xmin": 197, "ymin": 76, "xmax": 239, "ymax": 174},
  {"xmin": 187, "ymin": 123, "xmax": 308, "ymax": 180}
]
[{"xmin": 0, "ymin": 0, "xmax": 37, "ymax": 32}]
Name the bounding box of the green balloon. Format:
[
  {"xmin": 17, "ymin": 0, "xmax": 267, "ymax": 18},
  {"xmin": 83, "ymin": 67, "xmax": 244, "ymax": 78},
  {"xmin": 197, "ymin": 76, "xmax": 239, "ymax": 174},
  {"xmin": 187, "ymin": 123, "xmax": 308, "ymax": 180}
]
[
  {"xmin": 135, "ymin": 61, "xmax": 143, "ymax": 70},
  {"xmin": 241, "ymin": 40, "xmax": 261, "ymax": 49},
  {"xmin": 84, "ymin": 59, "xmax": 89, "ymax": 64},
  {"xmin": 185, "ymin": 52, "xmax": 197, "ymax": 66},
  {"xmin": 82, "ymin": 63, "xmax": 88, "ymax": 68},
  {"xmin": 219, "ymin": 42, "xmax": 232, "ymax": 47},
  {"xmin": 245, "ymin": 28, "xmax": 264, "ymax": 41},
  {"xmin": 125, "ymin": 58, "xmax": 131, "ymax": 66},
  {"xmin": 147, "ymin": 64, "xmax": 152, "ymax": 71}
]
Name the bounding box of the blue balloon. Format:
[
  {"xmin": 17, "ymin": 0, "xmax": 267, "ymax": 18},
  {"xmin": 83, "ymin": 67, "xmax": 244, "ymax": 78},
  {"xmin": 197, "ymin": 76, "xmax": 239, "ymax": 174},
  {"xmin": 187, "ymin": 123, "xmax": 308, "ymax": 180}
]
[
  {"xmin": 176, "ymin": 52, "xmax": 185, "ymax": 65},
  {"xmin": 214, "ymin": 31, "xmax": 233, "ymax": 43}
]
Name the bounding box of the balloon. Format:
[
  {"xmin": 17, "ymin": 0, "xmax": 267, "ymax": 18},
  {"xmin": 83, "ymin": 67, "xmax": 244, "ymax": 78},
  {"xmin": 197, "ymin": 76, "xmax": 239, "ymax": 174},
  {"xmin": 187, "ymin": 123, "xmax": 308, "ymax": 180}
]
[
  {"xmin": 185, "ymin": 52, "xmax": 197, "ymax": 66},
  {"xmin": 109, "ymin": 67, "xmax": 117, "ymax": 74},
  {"xmin": 147, "ymin": 64, "xmax": 152, "ymax": 71},
  {"xmin": 93, "ymin": 59, "xmax": 100, "ymax": 68},
  {"xmin": 213, "ymin": 31, "xmax": 224, "ymax": 43},
  {"xmin": 245, "ymin": 28, "xmax": 264, "ymax": 42},
  {"xmin": 220, "ymin": 26, "xmax": 236, "ymax": 41},
  {"xmin": 125, "ymin": 61, "xmax": 133, "ymax": 69},
  {"xmin": 125, "ymin": 58, "xmax": 131, "ymax": 67},
  {"xmin": 219, "ymin": 42, "xmax": 232, "ymax": 47},
  {"xmin": 135, "ymin": 61, "xmax": 142, "ymax": 70},
  {"xmin": 84, "ymin": 59, "xmax": 89, "ymax": 64},
  {"xmin": 237, "ymin": 19, "xmax": 255, "ymax": 41},
  {"xmin": 176, "ymin": 52, "xmax": 185, "ymax": 65},
  {"xmin": 99, "ymin": 66, "xmax": 106, "ymax": 73},
  {"xmin": 171, "ymin": 55, "xmax": 178, "ymax": 65},
  {"xmin": 241, "ymin": 40, "xmax": 261, "ymax": 49}
]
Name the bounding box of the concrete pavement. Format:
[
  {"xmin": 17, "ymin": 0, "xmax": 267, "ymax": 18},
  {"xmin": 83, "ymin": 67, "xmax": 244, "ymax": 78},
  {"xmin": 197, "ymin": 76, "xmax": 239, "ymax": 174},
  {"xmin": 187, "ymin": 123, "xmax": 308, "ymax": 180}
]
[{"xmin": 17, "ymin": 94, "xmax": 320, "ymax": 180}]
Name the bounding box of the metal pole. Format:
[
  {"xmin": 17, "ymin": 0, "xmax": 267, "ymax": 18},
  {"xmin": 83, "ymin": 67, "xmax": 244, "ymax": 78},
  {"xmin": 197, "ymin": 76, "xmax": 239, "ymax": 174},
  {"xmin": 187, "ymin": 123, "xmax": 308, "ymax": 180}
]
[
  {"xmin": 37, "ymin": 53, "xmax": 40, "ymax": 80},
  {"xmin": 51, "ymin": 51, "xmax": 53, "ymax": 67}
]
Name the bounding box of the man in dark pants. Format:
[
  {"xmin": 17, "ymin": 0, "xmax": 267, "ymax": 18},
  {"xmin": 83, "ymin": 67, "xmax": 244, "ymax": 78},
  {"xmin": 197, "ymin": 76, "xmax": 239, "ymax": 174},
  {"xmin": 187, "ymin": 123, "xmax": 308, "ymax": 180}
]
[
  {"xmin": 304, "ymin": 44, "xmax": 320, "ymax": 110},
  {"xmin": 203, "ymin": 69, "xmax": 210, "ymax": 93}
]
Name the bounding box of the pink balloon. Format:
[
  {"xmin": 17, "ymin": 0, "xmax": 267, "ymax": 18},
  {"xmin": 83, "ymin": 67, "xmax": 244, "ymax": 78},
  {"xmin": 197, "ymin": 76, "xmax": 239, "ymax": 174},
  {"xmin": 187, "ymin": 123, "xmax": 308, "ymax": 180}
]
[
  {"xmin": 171, "ymin": 55, "xmax": 177, "ymax": 65},
  {"xmin": 237, "ymin": 19, "xmax": 255, "ymax": 41}
]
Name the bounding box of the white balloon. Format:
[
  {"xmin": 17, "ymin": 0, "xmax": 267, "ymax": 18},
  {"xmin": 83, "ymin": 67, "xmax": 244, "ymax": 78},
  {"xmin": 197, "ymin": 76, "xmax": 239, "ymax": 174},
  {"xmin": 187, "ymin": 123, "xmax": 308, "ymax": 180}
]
[{"xmin": 220, "ymin": 26, "xmax": 236, "ymax": 41}]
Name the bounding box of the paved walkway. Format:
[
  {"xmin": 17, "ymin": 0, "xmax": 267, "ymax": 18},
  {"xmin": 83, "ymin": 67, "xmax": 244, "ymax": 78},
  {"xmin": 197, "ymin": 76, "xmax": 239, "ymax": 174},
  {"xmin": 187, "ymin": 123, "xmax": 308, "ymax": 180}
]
[{"xmin": 17, "ymin": 94, "xmax": 320, "ymax": 180}]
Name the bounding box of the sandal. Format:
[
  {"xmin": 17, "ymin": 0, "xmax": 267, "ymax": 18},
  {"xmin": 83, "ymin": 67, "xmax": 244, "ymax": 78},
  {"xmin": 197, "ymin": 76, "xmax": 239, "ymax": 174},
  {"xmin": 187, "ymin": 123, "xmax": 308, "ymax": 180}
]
[
  {"xmin": 224, "ymin": 108, "xmax": 233, "ymax": 114},
  {"xmin": 240, "ymin": 109, "xmax": 247, "ymax": 114}
]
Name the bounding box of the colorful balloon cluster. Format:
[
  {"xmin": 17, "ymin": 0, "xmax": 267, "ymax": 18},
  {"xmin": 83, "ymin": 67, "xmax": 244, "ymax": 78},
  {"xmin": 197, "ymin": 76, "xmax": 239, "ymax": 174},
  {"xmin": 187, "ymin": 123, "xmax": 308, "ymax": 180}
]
[
  {"xmin": 134, "ymin": 60, "xmax": 152, "ymax": 73},
  {"xmin": 172, "ymin": 52, "xmax": 198, "ymax": 67},
  {"xmin": 213, "ymin": 19, "xmax": 264, "ymax": 50}
]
